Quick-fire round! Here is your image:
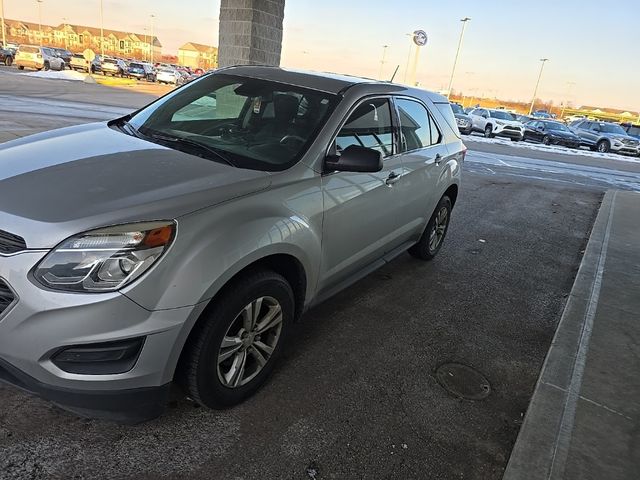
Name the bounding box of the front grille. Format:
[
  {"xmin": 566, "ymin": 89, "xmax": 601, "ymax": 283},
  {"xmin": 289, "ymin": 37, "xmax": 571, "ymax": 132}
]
[
  {"xmin": 0, "ymin": 279, "xmax": 15, "ymax": 316},
  {"xmin": 0, "ymin": 229, "xmax": 27, "ymax": 254},
  {"xmin": 621, "ymin": 138, "xmax": 639, "ymax": 146},
  {"xmin": 504, "ymin": 125, "xmax": 521, "ymax": 131}
]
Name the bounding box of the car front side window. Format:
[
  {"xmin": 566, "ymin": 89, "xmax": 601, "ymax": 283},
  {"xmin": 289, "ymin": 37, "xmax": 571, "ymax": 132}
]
[{"xmin": 335, "ymin": 98, "xmax": 394, "ymax": 158}]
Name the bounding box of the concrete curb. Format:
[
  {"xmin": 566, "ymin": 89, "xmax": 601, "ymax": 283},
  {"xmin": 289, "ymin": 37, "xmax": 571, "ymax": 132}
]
[{"xmin": 502, "ymin": 190, "xmax": 616, "ymax": 480}]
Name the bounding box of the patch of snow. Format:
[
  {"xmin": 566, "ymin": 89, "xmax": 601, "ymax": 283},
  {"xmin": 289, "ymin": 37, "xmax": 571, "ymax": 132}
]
[
  {"xmin": 24, "ymin": 70, "xmax": 95, "ymax": 83},
  {"xmin": 464, "ymin": 133, "xmax": 640, "ymax": 164}
]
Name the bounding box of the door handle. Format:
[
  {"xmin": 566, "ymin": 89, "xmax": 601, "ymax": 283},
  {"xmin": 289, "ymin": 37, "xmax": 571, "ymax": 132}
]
[
  {"xmin": 435, "ymin": 154, "xmax": 442, "ymax": 165},
  {"xmin": 385, "ymin": 171, "xmax": 400, "ymax": 185}
]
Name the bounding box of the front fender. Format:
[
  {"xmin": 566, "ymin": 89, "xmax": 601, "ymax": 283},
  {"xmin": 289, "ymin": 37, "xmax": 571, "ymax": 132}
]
[{"xmin": 122, "ymin": 187, "xmax": 323, "ymax": 312}]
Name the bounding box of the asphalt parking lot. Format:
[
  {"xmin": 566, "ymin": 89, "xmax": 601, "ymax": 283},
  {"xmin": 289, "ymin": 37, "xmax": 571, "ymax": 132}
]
[{"xmin": 0, "ymin": 73, "xmax": 605, "ymax": 479}]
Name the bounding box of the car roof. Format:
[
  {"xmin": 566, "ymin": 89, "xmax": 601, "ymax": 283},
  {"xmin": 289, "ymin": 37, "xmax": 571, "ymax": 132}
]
[{"xmin": 218, "ymin": 65, "xmax": 448, "ymax": 102}]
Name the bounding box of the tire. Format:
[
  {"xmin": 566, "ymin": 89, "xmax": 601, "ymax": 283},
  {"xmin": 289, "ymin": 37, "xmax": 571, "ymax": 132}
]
[
  {"xmin": 542, "ymin": 135, "xmax": 551, "ymax": 145},
  {"xmin": 408, "ymin": 195, "xmax": 452, "ymax": 261},
  {"xmin": 4, "ymin": 57, "xmax": 12, "ymax": 67},
  {"xmin": 484, "ymin": 124, "xmax": 494, "ymax": 138},
  {"xmin": 18, "ymin": 65, "xmax": 24, "ymax": 70},
  {"xmin": 43, "ymin": 62, "xmax": 50, "ymax": 71},
  {"xmin": 180, "ymin": 269, "xmax": 294, "ymax": 409},
  {"xmin": 511, "ymin": 137, "xmax": 521, "ymax": 142},
  {"xmin": 596, "ymin": 140, "xmax": 610, "ymax": 153}
]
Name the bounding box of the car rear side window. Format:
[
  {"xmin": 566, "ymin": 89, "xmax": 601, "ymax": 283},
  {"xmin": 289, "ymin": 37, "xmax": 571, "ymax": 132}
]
[
  {"xmin": 336, "ymin": 98, "xmax": 394, "ymax": 157},
  {"xmin": 396, "ymin": 98, "xmax": 439, "ymax": 151}
]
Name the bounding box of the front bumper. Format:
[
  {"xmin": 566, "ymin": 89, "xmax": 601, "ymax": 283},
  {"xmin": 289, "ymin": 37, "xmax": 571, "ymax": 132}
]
[
  {"xmin": 610, "ymin": 143, "xmax": 640, "ymax": 155},
  {"xmin": 0, "ymin": 250, "xmax": 203, "ymax": 422},
  {"xmin": 494, "ymin": 126, "xmax": 523, "ymax": 139}
]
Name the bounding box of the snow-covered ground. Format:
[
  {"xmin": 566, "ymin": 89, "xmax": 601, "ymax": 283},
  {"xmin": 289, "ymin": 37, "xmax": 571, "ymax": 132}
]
[
  {"xmin": 23, "ymin": 70, "xmax": 96, "ymax": 83},
  {"xmin": 464, "ymin": 133, "xmax": 640, "ymax": 164}
]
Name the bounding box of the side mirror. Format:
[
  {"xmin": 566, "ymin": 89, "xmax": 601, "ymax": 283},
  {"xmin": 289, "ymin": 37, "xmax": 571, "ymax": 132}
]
[{"xmin": 325, "ymin": 145, "xmax": 383, "ymax": 173}]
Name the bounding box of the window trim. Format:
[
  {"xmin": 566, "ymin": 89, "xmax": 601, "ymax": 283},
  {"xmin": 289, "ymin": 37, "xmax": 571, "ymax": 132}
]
[
  {"xmin": 392, "ymin": 95, "xmax": 443, "ymax": 154},
  {"xmin": 325, "ymin": 94, "xmax": 400, "ymax": 161}
]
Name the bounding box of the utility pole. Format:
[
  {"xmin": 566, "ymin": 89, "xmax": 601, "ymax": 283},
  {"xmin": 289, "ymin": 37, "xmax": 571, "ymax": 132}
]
[
  {"xmin": 446, "ymin": 17, "xmax": 471, "ymax": 99},
  {"xmin": 36, "ymin": 0, "xmax": 43, "ymax": 46},
  {"xmin": 1, "ymin": 0, "xmax": 6, "ymax": 48},
  {"xmin": 529, "ymin": 58, "xmax": 549, "ymax": 115},
  {"xmin": 150, "ymin": 14, "xmax": 155, "ymax": 64},
  {"xmin": 378, "ymin": 44, "xmax": 388, "ymax": 80},
  {"xmin": 99, "ymin": 0, "xmax": 104, "ymax": 57}
]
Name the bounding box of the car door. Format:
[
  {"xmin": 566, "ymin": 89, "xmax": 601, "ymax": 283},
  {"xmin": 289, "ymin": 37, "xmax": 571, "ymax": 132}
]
[
  {"xmin": 318, "ymin": 97, "xmax": 405, "ymax": 294},
  {"xmin": 393, "ymin": 97, "xmax": 450, "ymax": 242},
  {"xmin": 576, "ymin": 121, "xmax": 593, "ymax": 145}
]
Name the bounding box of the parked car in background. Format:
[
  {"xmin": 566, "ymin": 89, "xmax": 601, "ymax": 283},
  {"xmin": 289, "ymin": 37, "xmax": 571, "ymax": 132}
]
[
  {"xmin": 563, "ymin": 114, "xmax": 586, "ymax": 124},
  {"xmin": 469, "ymin": 108, "xmax": 524, "ymax": 140},
  {"xmin": 51, "ymin": 48, "xmax": 72, "ymax": 68},
  {"xmin": 450, "ymin": 103, "xmax": 472, "ymax": 134},
  {"xmin": 0, "ymin": 66, "xmax": 463, "ymax": 422},
  {"xmin": 532, "ymin": 109, "xmax": 552, "ymax": 119},
  {"xmin": 0, "ymin": 47, "xmax": 14, "ymax": 66},
  {"xmin": 101, "ymin": 57, "xmax": 128, "ymax": 77},
  {"xmin": 523, "ymin": 120, "xmax": 581, "ymax": 148},
  {"xmin": 620, "ymin": 123, "xmax": 640, "ymax": 142},
  {"xmin": 70, "ymin": 53, "xmax": 102, "ymax": 73},
  {"xmin": 570, "ymin": 120, "xmax": 640, "ymax": 154},
  {"xmin": 15, "ymin": 45, "xmax": 65, "ymax": 71},
  {"xmin": 514, "ymin": 114, "xmax": 533, "ymax": 124},
  {"xmin": 127, "ymin": 62, "xmax": 147, "ymax": 80},
  {"xmin": 157, "ymin": 67, "xmax": 183, "ymax": 85}
]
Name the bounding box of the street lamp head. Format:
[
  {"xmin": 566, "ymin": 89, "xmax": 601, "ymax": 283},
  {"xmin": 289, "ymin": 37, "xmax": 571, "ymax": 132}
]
[
  {"xmin": 540, "ymin": 58, "xmax": 549, "ymax": 62},
  {"xmin": 461, "ymin": 17, "xmax": 471, "ymax": 22}
]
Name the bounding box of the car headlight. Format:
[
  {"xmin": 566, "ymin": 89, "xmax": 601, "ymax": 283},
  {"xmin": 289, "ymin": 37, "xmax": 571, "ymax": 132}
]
[
  {"xmin": 33, "ymin": 221, "xmax": 176, "ymax": 293},
  {"xmin": 495, "ymin": 121, "xmax": 505, "ymax": 126}
]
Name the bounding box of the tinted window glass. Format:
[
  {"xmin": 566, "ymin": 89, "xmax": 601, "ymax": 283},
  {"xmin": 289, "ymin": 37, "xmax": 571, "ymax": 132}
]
[
  {"xmin": 429, "ymin": 113, "xmax": 441, "ymax": 145},
  {"xmin": 396, "ymin": 98, "xmax": 433, "ymax": 151},
  {"xmin": 336, "ymin": 98, "xmax": 394, "ymax": 157}
]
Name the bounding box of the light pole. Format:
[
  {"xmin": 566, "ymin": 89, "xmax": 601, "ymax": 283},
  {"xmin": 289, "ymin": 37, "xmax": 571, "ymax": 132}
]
[
  {"xmin": 446, "ymin": 17, "xmax": 470, "ymax": 99},
  {"xmin": 62, "ymin": 17, "xmax": 68, "ymax": 49},
  {"xmin": 143, "ymin": 27, "xmax": 148, "ymax": 61},
  {"xmin": 529, "ymin": 58, "xmax": 549, "ymax": 115},
  {"xmin": 1, "ymin": 0, "xmax": 6, "ymax": 48},
  {"xmin": 36, "ymin": 0, "xmax": 43, "ymax": 46},
  {"xmin": 403, "ymin": 33, "xmax": 413, "ymax": 83},
  {"xmin": 99, "ymin": 0, "xmax": 104, "ymax": 57},
  {"xmin": 378, "ymin": 44, "xmax": 388, "ymax": 80},
  {"xmin": 150, "ymin": 14, "xmax": 155, "ymax": 64}
]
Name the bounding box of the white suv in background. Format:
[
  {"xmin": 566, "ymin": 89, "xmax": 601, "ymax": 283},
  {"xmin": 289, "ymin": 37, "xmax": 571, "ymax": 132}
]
[
  {"xmin": 15, "ymin": 45, "xmax": 65, "ymax": 71},
  {"xmin": 469, "ymin": 108, "xmax": 524, "ymax": 141}
]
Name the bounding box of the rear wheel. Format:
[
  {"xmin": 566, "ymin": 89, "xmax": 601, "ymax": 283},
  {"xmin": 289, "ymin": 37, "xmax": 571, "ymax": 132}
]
[
  {"xmin": 409, "ymin": 195, "xmax": 452, "ymax": 261},
  {"xmin": 43, "ymin": 61, "xmax": 50, "ymax": 71},
  {"xmin": 4, "ymin": 57, "xmax": 12, "ymax": 67},
  {"xmin": 17, "ymin": 65, "xmax": 24, "ymax": 70},
  {"xmin": 180, "ymin": 269, "xmax": 294, "ymax": 409}
]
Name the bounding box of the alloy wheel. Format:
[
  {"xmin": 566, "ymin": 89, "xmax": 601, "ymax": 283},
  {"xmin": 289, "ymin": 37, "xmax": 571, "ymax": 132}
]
[
  {"xmin": 429, "ymin": 207, "xmax": 449, "ymax": 252},
  {"xmin": 217, "ymin": 296, "xmax": 283, "ymax": 388}
]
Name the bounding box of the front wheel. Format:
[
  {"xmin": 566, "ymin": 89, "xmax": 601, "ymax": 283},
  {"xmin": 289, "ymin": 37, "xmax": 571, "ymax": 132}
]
[
  {"xmin": 542, "ymin": 135, "xmax": 551, "ymax": 145},
  {"xmin": 409, "ymin": 195, "xmax": 452, "ymax": 261},
  {"xmin": 484, "ymin": 124, "xmax": 494, "ymax": 138},
  {"xmin": 43, "ymin": 62, "xmax": 50, "ymax": 71},
  {"xmin": 5, "ymin": 57, "xmax": 12, "ymax": 67},
  {"xmin": 179, "ymin": 269, "xmax": 294, "ymax": 409},
  {"xmin": 17, "ymin": 65, "xmax": 24, "ymax": 70},
  {"xmin": 597, "ymin": 140, "xmax": 610, "ymax": 153}
]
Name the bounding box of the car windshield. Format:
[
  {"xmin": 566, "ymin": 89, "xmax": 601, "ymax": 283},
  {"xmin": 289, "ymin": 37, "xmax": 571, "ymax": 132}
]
[
  {"xmin": 130, "ymin": 63, "xmax": 143, "ymax": 69},
  {"xmin": 450, "ymin": 104, "xmax": 464, "ymax": 114},
  {"xmin": 128, "ymin": 74, "xmax": 339, "ymax": 171},
  {"xmin": 490, "ymin": 110, "xmax": 513, "ymax": 120},
  {"xmin": 599, "ymin": 123, "xmax": 626, "ymax": 135},
  {"xmin": 544, "ymin": 122, "xmax": 569, "ymax": 132}
]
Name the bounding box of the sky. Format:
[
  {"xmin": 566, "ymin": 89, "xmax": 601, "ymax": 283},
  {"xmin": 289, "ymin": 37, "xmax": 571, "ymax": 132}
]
[{"xmin": 3, "ymin": 0, "xmax": 639, "ymax": 111}]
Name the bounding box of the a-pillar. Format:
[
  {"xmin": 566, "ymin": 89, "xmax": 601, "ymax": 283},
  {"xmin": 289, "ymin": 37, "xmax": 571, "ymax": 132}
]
[{"xmin": 218, "ymin": 0, "xmax": 286, "ymax": 67}]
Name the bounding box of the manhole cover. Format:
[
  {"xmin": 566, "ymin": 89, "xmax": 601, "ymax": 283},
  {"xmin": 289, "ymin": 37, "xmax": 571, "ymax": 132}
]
[{"xmin": 435, "ymin": 363, "xmax": 491, "ymax": 400}]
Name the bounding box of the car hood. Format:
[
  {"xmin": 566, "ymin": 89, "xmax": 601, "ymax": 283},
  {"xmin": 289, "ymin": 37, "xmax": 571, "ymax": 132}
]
[
  {"xmin": 550, "ymin": 130, "xmax": 579, "ymax": 139},
  {"xmin": 454, "ymin": 113, "xmax": 471, "ymax": 121},
  {"xmin": 0, "ymin": 123, "xmax": 271, "ymax": 249}
]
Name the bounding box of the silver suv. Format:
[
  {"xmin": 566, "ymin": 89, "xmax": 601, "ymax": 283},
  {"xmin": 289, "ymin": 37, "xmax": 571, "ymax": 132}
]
[
  {"xmin": 570, "ymin": 119, "xmax": 640, "ymax": 154},
  {"xmin": 0, "ymin": 66, "xmax": 464, "ymax": 422}
]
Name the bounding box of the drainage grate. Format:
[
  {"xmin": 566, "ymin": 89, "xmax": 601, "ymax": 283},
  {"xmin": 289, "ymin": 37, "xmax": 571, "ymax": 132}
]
[{"xmin": 436, "ymin": 363, "xmax": 491, "ymax": 400}]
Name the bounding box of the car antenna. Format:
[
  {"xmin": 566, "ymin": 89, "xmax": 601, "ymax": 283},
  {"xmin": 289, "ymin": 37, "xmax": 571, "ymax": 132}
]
[{"xmin": 389, "ymin": 65, "xmax": 399, "ymax": 83}]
